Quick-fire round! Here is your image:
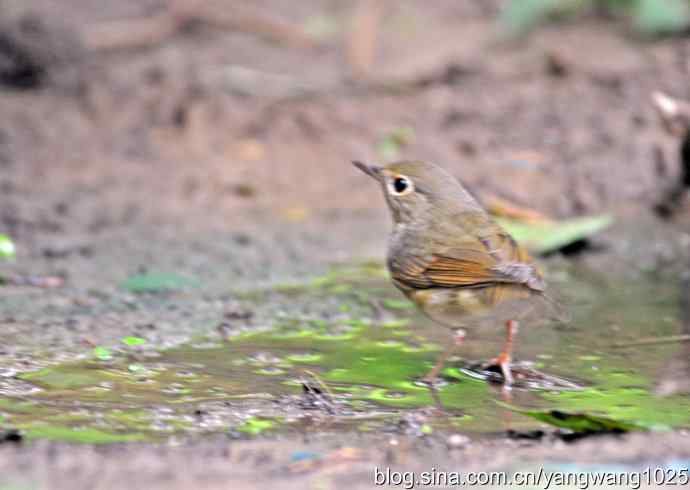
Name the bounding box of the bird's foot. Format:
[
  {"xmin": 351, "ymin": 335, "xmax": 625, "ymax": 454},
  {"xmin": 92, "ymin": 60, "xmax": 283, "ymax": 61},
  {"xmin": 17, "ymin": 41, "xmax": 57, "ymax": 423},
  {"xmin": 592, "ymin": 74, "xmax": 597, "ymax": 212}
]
[
  {"xmin": 479, "ymin": 320, "xmax": 517, "ymax": 386},
  {"xmin": 481, "ymin": 353, "xmax": 513, "ymax": 386}
]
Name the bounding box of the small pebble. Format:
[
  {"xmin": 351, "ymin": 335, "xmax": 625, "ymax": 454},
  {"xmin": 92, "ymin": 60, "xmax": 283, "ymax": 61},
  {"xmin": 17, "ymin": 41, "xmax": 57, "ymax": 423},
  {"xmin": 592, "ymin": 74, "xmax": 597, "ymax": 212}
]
[{"xmin": 446, "ymin": 433, "xmax": 470, "ymax": 449}]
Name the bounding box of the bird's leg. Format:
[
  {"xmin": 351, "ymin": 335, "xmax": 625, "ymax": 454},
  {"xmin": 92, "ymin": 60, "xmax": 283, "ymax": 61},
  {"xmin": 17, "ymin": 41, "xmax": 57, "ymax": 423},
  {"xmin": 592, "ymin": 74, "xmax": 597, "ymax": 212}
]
[
  {"xmin": 423, "ymin": 329, "xmax": 466, "ymax": 384},
  {"xmin": 488, "ymin": 319, "xmax": 518, "ymax": 386}
]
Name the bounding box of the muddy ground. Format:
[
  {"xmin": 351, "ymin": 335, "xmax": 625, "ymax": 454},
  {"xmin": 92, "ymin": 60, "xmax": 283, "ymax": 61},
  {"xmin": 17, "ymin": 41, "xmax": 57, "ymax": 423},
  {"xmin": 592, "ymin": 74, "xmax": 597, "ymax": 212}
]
[{"xmin": 2, "ymin": 0, "xmax": 690, "ymax": 488}]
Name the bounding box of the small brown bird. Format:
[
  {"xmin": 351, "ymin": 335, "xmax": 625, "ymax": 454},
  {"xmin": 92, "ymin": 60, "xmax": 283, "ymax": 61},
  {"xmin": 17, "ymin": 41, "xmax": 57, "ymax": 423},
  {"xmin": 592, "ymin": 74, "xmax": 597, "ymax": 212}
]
[{"xmin": 353, "ymin": 160, "xmax": 550, "ymax": 385}]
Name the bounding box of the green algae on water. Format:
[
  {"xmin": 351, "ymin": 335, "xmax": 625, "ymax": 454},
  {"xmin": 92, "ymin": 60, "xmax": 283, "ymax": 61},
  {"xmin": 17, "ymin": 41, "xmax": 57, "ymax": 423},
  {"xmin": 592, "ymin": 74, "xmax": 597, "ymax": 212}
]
[{"xmin": 6, "ymin": 261, "xmax": 690, "ymax": 443}]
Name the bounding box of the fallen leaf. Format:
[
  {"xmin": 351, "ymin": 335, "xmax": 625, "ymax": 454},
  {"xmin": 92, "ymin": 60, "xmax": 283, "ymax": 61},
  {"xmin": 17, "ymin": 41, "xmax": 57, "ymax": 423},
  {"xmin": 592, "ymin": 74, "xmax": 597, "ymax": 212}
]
[
  {"xmin": 120, "ymin": 273, "xmax": 200, "ymax": 293},
  {"xmin": 495, "ymin": 214, "xmax": 613, "ymax": 254},
  {"xmin": 376, "ymin": 127, "xmax": 415, "ymax": 161},
  {"xmin": 498, "ymin": 402, "xmax": 646, "ymax": 433},
  {"xmin": 236, "ymin": 416, "xmax": 275, "ymax": 435},
  {"xmin": 234, "ymin": 138, "xmax": 265, "ymax": 161},
  {"xmin": 93, "ymin": 346, "xmax": 113, "ymax": 361},
  {"xmin": 633, "ymin": 0, "xmax": 690, "ymax": 35},
  {"xmin": 281, "ymin": 206, "xmax": 310, "ymax": 222},
  {"xmin": 499, "ymin": 0, "xmax": 562, "ymax": 36},
  {"xmin": 121, "ymin": 336, "xmax": 146, "ymax": 347},
  {"xmin": 0, "ymin": 234, "xmax": 16, "ymax": 258}
]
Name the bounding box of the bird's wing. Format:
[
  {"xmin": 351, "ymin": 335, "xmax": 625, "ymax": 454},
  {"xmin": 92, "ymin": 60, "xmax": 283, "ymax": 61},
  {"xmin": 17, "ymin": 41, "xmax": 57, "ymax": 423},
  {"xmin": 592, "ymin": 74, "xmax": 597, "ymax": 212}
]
[{"xmin": 391, "ymin": 225, "xmax": 545, "ymax": 292}]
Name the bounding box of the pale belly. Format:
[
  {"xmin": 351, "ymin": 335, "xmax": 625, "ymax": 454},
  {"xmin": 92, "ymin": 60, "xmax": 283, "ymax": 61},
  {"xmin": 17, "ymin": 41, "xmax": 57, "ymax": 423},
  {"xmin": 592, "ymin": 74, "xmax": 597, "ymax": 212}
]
[{"xmin": 406, "ymin": 285, "xmax": 534, "ymax": 329}]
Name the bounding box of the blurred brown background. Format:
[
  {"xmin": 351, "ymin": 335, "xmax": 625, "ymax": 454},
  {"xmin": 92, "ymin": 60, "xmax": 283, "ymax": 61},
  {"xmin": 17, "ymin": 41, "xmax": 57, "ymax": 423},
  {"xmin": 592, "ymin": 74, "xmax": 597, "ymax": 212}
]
[{"xmin": 2, "ymin": 0, "xmax": 689, "ymax": 246}]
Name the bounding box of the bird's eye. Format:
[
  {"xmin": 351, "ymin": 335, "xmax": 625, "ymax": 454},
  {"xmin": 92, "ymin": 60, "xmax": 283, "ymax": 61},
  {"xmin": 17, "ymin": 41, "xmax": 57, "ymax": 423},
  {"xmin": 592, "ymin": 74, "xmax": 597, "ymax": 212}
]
[{"xmin": 392, "ymin": 177, "xmax": 410, "ymax": 195}]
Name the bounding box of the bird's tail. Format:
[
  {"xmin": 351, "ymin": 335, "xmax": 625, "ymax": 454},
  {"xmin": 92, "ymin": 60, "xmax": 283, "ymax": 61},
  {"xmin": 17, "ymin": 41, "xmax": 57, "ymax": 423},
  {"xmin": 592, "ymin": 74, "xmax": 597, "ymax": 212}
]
[{"xmin": 540, "ymin": 291, "xmax": 571, "ymax": 324}]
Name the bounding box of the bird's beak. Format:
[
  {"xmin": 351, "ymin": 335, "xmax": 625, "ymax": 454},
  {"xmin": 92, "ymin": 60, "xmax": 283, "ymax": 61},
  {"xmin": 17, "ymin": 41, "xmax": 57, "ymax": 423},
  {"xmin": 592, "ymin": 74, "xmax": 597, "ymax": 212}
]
[{"xmin": 352, "ymin": 161, "xmax": 383, "ymax": 181}]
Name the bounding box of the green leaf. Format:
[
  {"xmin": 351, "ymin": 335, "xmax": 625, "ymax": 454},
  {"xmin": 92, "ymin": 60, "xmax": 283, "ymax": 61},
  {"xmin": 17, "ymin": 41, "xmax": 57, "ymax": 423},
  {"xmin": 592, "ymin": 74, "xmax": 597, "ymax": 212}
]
[
  {"xmin": 92, "ymin": 346, "xmax": 112, "ymax": 361},
  {"xmin": 498, "ymin": 402, "xmax": 646, "ymax": 433},
  {"xmin": 499, "ymin": 0, "xmax": 564, "ymax": 35},
  {"xmin": 633, "ymin": 0, "xmax": 690, "ymax": 34},
  {"xmin": 389, "ymin": 127, "xmax": 415, "ymax": 146},
  {"xmin": 604, "ymin": 0, "xmax": 638, "ymax": 13},
  {"xmin": 0, "ymin": 234, "xmax": 16, "ymax": 258},
  {"xmin": 377, "ymin": 138, "xmax": 400, "ymax": 161},
  {"xmin": 495, "ymin": 214, "xmax": 613, "ymax": 254},
  {"xmin": 127, "ymin": 363, "xmax": 144, "ymax": 373},
  {"xmin": 120, "ymin": 272, "xmax": 200, "ymax": 293},
  {"xmin": 382, "ymin": 299, "xmax": 414, "ymax": 310},
  {"xmin": 376, "ymin": 127, "xmax": 415, "ymax": 162},
  {"xmin": 236, "ymin": 416, "xmax": 276, "ymax": 435},
  {"xmin": 121, "ymin": 336, "xmax": 146, "ymax": 347}
]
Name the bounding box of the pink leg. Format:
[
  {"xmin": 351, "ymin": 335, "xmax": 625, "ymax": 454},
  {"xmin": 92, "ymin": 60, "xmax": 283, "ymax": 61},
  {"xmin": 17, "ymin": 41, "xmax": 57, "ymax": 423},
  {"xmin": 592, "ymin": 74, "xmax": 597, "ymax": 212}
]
[
  {"xmin": 491, "ymin": 320, "xmax": 518, "ymax": 386},
  {"xmin": 424, "ymin": 329, "xmax": 466, "ymax": 384}
]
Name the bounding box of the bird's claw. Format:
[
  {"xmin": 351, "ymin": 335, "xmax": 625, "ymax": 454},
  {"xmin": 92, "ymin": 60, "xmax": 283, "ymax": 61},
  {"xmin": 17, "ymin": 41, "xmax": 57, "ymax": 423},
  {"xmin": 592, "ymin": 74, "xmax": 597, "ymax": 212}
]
[{"xmin": 481, "ymin": 353, "xmax": 513, "ymax": 386}]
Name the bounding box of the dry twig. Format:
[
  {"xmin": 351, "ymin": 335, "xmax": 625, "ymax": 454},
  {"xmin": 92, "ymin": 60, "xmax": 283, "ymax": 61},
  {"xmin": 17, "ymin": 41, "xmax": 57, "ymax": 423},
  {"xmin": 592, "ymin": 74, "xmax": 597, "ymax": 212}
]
[
  {"xmin": 346, "ymin": 0, "xmax": 389, "ymax": 81},
  {"xmin": 83, "ymin": 0, "xmax": 318, "ymax": 52}
]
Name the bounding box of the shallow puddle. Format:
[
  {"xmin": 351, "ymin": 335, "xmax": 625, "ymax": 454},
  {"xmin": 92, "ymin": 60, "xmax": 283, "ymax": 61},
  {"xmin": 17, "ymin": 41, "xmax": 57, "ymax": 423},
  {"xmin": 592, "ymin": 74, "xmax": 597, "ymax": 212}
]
[{"xmin": 1, "ymin": 263, "xmax": 690, "ymax": 443}]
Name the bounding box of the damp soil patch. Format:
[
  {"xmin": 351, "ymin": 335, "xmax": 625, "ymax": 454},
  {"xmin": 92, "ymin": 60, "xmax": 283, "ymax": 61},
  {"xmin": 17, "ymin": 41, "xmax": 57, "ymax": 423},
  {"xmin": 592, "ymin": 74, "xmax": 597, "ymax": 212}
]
[{"xmin": 2, "ymin": 264, "xmax": 689, "ymax": 443}]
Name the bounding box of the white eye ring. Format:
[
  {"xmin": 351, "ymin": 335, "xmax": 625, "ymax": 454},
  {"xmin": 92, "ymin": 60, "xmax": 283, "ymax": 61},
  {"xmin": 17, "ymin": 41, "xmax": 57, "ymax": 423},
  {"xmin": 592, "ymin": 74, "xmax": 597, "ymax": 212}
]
[{"xmin": 389, "ymin": 175, "xmax": 414, "ymax": 196}]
